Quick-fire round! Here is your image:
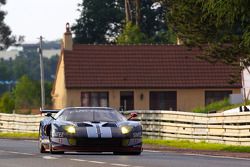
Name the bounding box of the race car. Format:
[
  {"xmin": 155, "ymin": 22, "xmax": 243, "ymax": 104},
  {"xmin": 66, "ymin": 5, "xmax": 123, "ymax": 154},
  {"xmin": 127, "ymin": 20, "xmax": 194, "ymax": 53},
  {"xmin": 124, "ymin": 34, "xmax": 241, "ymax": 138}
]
[{"xmin": 39, "ymin": 107, "xmax": 142, "ymax": 155}]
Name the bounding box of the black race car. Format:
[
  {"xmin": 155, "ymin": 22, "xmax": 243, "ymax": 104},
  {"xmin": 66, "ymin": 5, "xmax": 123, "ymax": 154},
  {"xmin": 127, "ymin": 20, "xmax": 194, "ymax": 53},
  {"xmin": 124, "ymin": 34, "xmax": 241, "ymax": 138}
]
[{"xmin": 39, "ymin": 107, "xmax": 142, "ymax": 155}]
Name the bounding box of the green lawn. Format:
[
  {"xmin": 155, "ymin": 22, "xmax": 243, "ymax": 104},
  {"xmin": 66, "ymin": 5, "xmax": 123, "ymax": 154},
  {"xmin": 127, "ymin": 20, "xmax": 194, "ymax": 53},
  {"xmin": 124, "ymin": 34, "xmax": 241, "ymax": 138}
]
[
  {"xmin": 143, "ymin": 138, "xmax": 250, "ymax": 153},
  {"xmin": 0, "ymin": 132, "xmax": 38, "ymax": 139}
]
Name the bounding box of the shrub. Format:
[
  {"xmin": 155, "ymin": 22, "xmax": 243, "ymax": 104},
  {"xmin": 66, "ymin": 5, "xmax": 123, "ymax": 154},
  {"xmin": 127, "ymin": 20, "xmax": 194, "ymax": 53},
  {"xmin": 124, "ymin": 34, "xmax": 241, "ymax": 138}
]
[
  {"xmin": 192, "ymin": 99, "xmax": 230, "ymax": 113},
  {"xmin": 0, "ymin": 92, "xmax": 15, "ymax": 113}
]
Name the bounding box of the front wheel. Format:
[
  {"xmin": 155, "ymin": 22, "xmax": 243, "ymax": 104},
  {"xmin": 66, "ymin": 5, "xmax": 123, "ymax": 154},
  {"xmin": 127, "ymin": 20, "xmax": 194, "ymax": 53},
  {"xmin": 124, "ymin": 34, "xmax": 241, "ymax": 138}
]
[
  {"xmin": 49, "ymin": 141, "xmax": 64, "ymax": 154},
  {"xmin": 39, "ymin": 126, "xmax": 48, "ymax": 153}
]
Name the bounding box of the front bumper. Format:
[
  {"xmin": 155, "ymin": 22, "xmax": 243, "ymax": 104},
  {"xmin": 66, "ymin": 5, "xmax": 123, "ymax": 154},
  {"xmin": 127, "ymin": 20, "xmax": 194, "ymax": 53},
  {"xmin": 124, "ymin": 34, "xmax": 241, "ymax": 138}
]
[{"xmin": 50, "ymin": 138, "xmax": 142, "ymax": 152}]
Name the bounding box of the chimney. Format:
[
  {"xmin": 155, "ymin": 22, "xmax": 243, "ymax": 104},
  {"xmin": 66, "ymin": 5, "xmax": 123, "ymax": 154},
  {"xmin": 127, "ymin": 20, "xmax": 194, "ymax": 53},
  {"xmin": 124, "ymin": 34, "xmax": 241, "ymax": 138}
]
[{"xmin": 63, "ymin": 23, "xmax": 73, "ymax": 50}]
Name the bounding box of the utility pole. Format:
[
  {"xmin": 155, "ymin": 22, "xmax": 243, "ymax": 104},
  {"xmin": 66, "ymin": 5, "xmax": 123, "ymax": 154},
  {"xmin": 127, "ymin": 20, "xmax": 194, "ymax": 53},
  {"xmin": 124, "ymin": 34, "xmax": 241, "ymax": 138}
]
[{"xmin": 38, "ymin": 36, "xmax": 45, "ymax": 109}]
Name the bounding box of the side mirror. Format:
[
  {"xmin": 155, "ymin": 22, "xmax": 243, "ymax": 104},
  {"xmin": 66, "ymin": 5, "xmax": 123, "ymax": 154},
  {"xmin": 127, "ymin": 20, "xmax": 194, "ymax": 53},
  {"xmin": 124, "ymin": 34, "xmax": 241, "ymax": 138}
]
[
  {"xmin": 128, "ymin": 112, "xmax": 138, "ymax": 120},
  {"xmin": 45, "ymin": 113, "xmax": 56, "ymax": 120},
  {"xmin": 45, "ymin": 113, "xmax": 52, "ymax": 117}
]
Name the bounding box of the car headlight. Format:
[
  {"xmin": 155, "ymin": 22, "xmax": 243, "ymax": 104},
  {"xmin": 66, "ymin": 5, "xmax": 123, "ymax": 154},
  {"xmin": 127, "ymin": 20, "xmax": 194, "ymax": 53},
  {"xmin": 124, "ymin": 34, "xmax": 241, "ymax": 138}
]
[
  {"xmin": 63, "ymin": 125, "xmax": 76, "ymax": 134},
  {"xmin": 120, "ymin": 126, "xmax": 132, "ymax": 134}
]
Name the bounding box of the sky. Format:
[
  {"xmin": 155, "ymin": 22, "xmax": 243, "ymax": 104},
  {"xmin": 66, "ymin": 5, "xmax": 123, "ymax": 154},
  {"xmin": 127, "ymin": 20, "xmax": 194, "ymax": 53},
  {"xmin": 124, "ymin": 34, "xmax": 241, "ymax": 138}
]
[{"xmin": 3, "ymin": 0, "xmax": 81, "ymax": 43}]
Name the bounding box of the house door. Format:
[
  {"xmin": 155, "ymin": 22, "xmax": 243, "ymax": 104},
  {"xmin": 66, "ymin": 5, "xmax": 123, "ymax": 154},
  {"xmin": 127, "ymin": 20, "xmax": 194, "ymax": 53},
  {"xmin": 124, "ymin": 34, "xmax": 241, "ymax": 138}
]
[{"xmin": 120, "ymin": 91, "xmax": 134, "ymax": 111}]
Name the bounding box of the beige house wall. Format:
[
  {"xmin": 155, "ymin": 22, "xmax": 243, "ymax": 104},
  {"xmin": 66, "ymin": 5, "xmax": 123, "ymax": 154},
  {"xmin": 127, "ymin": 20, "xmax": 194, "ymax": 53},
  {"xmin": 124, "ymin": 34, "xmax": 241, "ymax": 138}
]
[
  {"xmin": 52, "ymin": 56, "xmax": 67, "ymax": 109},
  {"xmin": 60, "ymin": 88, "xmax": 241, "ymax": 111}
]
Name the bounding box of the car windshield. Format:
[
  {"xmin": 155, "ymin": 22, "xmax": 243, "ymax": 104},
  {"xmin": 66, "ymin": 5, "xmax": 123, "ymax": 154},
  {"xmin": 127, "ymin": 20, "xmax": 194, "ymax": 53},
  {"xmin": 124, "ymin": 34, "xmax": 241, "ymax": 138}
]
[{"xmin": 57, "ymin": 108, "xmax": 126, "ymax": 122}]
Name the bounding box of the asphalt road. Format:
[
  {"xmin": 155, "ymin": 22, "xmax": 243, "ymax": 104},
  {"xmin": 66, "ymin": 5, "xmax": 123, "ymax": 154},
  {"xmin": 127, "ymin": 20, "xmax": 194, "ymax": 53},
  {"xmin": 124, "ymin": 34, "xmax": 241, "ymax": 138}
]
[{"xmin": 0, "ymin": 139, "xmax": 250, "ymax": 167}]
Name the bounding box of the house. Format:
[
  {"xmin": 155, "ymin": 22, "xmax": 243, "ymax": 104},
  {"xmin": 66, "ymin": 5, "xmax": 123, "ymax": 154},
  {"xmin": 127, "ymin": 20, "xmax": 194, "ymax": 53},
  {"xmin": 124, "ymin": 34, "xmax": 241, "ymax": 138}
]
[{"xmin": 51, "ymin": 25, "xmax": 241, "ymax": 112}]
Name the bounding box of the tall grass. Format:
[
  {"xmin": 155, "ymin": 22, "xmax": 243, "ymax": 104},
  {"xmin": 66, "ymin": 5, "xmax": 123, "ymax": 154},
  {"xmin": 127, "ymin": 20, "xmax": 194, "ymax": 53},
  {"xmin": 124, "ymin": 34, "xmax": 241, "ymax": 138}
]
[{"xmin": 192, "ymin": 99, "xmax": 230, "ymax": 113}]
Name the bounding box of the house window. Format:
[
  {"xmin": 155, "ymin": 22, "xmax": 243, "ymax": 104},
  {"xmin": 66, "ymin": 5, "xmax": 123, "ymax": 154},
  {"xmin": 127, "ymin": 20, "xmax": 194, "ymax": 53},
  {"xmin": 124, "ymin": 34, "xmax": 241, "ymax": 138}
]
[
  {"xmin": 120, "ymin": 91, "xmax": 134, "ymax": 111},
  {"xmin": 150, "ymin": 91, "xmax": 177, "ymax": 110},
  {"xmin": 81, "ymin": 92, "xmax": 109, "ymax": 107},
  {"xmin": 205, "ymin": 90, "xmax": 232, "ymax": 105}
]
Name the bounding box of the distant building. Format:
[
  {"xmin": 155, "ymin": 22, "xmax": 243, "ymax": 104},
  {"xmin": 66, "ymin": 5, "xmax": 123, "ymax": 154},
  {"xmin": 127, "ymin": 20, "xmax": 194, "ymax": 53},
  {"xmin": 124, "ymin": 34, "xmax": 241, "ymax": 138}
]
[{"xmin": 52, "ymin": 25, "xmax": 241, "ymax": 111}]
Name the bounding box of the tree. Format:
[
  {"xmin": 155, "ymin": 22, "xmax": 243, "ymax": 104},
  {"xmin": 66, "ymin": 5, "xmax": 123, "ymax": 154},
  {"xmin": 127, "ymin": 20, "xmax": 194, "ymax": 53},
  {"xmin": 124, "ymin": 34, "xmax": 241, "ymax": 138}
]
[
  {"xmin": 72, "ymin": 0, "xmax": 125, "ymax": 44},
  {"xmin": 14, "ymin": 75, "xmax": 40, "ymax": 109},
  {"xmin": 117, "ymin": 22, "xmax": 147, "ymax": 44},
  {"xmin": 0, "ymin": 92, "xmax": 14, "ymax": 113},
  {"xmin": 140, "ymin": 0, "xmax": 176, "ymax": 43},
  {"xmin": 72, "ymin": 0, "xmax": 175, "ymax": 44},
  {"xmin": 163, "ymin": 0, "xmax": 250, "ymax": 66},
  {"xmin": 0, "ymin": 0, "xmax": 15, "ymax": 49}
]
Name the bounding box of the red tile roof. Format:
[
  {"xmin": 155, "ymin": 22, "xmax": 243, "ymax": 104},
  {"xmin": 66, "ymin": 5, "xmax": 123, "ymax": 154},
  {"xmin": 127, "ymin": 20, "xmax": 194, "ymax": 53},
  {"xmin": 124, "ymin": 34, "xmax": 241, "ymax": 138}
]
[{"xmin": 63, "ymin": 44, "xmax": 241, "ymax": 89}]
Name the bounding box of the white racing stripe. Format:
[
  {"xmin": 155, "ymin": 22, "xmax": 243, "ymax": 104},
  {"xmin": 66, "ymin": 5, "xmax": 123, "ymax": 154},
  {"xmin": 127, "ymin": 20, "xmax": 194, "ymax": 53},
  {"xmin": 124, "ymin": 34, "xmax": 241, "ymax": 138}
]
[
  {"xmin": 110, "ymin": 163, "xmax": 130, "ymax": 167},
  {"xmin": 100, "ymin": 127, "xmax": 112, "ymax": 138},
  {"xmin": 86, "ymin": 127, "xmax": 98, "ymax": 138}
]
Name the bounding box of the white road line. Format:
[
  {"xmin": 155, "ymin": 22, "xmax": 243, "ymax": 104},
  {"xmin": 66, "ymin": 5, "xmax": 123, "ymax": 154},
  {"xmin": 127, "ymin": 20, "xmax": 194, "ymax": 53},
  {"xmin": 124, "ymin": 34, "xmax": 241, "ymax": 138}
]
[
  {"xmin": 182, "ymin": 153, "xmax": 250, "ymax": 161},
  {"xmin": 42, "ymin": 156, "xmax": 58, "ymax": 160},
  {"xmin": 24, "ymin": 140, "xmax": 37, "ymax": 143},
  {"xmin": 88, "ymin": 160, "xmax": 106, "ymax": 164},
  {"xmin": 70, "ymin": 159, "xmax": 87, "ymax": 162},
  {"xmin": 144, "ymin": 150, "xmax": 161, "ymax": 153},
  {"xmin": 144, "ymin": 149, "xmax": 250, "ymax": 161},
  {"xmin": 8, "ymin": 151, "xmax": 34, "ymax": 156},
  {"xmin": 110, "ymin": 163, "xmax": 130, "ymax": 167}
]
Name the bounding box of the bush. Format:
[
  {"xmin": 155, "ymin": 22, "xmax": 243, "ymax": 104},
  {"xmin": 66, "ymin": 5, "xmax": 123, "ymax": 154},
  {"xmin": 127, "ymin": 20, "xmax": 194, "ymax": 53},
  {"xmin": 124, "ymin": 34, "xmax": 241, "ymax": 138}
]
[
  {"xmin": 0, "ymin": 92, "xmax": 15, "ymax": 113},
  {"xmin": 192, "ymin": 99, "xmax": 230, "ymax": 113}
]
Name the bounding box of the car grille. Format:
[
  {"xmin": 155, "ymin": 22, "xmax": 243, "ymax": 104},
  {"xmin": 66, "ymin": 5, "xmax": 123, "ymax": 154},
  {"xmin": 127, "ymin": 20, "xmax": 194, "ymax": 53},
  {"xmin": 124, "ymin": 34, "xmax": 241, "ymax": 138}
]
[{"xmin": 76, "ymin": 138, "xmax": 122, "ymax": 147}]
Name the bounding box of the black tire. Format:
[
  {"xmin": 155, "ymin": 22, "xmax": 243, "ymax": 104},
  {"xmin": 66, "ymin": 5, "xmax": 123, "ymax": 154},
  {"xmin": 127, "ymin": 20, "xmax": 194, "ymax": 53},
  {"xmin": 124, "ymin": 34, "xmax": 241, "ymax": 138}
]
[
  {"xmin": 49, "ymin": 141, "xmax": 64, "ymax": 154},
  {"xmin": 39, "ymin": 142, "xmax": 47, "ymax": 153},
  {"xmin": 39, "ymin": 126, "xmax": 48, "ymax": 153}
]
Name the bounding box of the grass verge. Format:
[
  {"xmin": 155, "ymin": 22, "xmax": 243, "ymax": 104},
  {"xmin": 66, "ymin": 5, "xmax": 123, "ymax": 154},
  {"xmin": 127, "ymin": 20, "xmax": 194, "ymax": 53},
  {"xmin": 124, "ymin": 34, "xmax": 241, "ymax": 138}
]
[
  {"xmin": 143, "ymin": 138, "xmax": 250, "ymax": 153},
  {"xmin": 192, "ymin": 99, "xmax": 250, "ymax": 113},
  {"xmin": 0, "ymin": 132, "xmax": 38, "ymax": 139}
]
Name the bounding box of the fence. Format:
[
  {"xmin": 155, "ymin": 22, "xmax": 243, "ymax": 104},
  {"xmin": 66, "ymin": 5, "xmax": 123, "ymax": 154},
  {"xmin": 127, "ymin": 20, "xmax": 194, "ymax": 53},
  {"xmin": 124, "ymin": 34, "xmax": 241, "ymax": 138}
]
[
  {"xmin": 1, "ymin": 111, "xmax": 250, "ymax": 145},
  {"xmin": 0, "ymin": 113, "xmax": 42, "ymax": 133},
  {"xmin": 129, "ymin": 110, "xmax": 250, "ymax": 146}
]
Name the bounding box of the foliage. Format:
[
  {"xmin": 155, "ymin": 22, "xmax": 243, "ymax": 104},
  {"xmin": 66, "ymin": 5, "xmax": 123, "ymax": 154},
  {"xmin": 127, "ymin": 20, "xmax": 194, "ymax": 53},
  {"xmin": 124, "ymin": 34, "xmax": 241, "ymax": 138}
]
[
  {"xmin": 0, "ymin": 92, "xmax": 14, "ymax": 113},
  {"xmin": 140, "ymin": 0, "xmax": 176, "ymax": 43},
  {"xmin": 143, "ymin": 138, "xmax": 250, "ymax": 153},
  {"xmin": 72, "ymin": 0, "xmax": 125, "ymax": 44},
  {"xmin": 12, "ymin": 50, "xmax": 58, "ymax": 81},
  {"xmin": 192, "ymin": 99, "xmax": 230, "ymax": 113},
  {"xmin": 73, "ymin": 0, "xmax": 175, "ymax": 44},
  {"xmin": 0, "ymin": 0, "xmax": 15, "ymax": 49},
  {"xmin": 14, "ymin": 75, "xmax": 40, "ymax": 110},
  {"xmin": 117, "ymin": 22, "xmax": 147, "ymax": 44},
  {"xmin": 192, "ymin": 99, "xmax": 250, "ymax": 113},
  {"xmin": 0, "ymin": 50, "xmax": 58, "ymax": 95},
  {"xmin": 163, "ymin": 0, "xmax": 250, "ymax": 66}
]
